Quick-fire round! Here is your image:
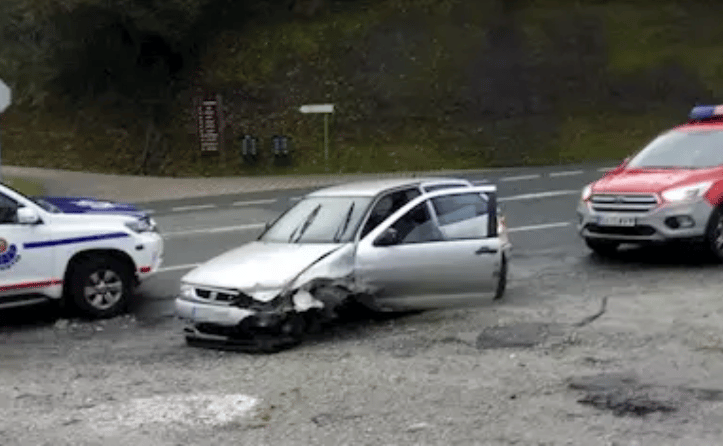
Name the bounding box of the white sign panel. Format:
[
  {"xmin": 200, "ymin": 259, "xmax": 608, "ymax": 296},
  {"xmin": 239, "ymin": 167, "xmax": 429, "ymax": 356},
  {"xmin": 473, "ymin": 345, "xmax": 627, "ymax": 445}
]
[
  {"xmin": 299, "ymin": 104, "xmax": 334, "ymax": 114},
  {"xmin": 0, "ymin": 79, "xmax": 10, "ymax": 114}
]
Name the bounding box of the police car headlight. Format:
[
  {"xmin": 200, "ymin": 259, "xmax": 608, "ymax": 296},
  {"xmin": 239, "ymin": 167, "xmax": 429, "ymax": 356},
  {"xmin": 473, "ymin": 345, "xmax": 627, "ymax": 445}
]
[
  {"xmin": 125, "ymin": 217, "xmax": 157, "ymax": 233},
  {"xmin": 581, "ymin": 184, "xmax": 593, "ymax": 201},
  {"xmin": 661, "ymin": 181, "xmax": 713, "ymax": 203}
]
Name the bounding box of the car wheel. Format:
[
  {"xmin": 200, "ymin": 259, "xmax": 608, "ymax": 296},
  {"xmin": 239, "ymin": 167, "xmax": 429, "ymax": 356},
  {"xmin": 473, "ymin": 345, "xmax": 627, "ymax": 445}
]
[
  {"xmin": 493, "ymin": 253, "xmax": 507, "ymax": 300},
  {"xmin": 69, "ymin": 256, "xmax": 132, "ymax": 318},
  {"xmin": 704, "ymin": 206, "xmax": 723, "ymax": 262},
  {"xmin": 585, "ymin": 238, "xmax": 619, "ymax": 257}
]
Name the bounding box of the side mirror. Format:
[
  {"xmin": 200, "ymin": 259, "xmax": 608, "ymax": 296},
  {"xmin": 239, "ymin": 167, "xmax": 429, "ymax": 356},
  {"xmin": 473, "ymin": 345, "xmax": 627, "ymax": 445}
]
[
  {"xmin": 17, "ymin": 207, "xmax": 41, "ymax": 225},
  {"xmin": 374, "ymin": 227, "xmax": 399, "ymax": 247}
]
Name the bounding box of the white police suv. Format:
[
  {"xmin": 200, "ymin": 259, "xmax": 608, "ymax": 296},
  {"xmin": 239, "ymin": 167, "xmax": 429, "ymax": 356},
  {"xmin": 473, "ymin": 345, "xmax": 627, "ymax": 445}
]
[{"xmin": 0, "ymin": 182, "xmax": 163, "ymax": 318}]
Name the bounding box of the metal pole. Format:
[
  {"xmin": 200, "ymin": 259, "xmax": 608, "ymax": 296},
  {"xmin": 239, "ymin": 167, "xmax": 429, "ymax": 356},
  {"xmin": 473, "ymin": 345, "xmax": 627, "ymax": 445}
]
[{"xmin": 324, "ymin": 113, "xmax": 329, "ymax": 172}]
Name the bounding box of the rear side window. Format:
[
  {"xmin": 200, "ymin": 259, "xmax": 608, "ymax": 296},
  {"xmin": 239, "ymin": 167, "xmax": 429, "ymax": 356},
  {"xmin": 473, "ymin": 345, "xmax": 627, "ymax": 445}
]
[{"xmin": 431, "ymin": 192, "xmax": 489, "ymax": 240}]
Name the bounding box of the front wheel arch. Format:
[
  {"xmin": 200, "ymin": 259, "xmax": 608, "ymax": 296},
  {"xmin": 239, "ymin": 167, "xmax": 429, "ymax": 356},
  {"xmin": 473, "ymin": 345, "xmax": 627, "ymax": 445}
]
[
  {"xmin": 63, "ymin": 249, "xmax": 137, "ymax": 317},
  {"xmin": 704, "ymin": 204, "xmax": 723, "ymax": 262}
]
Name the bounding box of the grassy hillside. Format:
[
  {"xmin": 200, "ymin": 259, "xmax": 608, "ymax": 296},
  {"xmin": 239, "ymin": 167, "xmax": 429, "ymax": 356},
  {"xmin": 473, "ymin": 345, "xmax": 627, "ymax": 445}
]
[{"xmin": 1, "ymin": 0, "xmax": 719, "ymax": 176}]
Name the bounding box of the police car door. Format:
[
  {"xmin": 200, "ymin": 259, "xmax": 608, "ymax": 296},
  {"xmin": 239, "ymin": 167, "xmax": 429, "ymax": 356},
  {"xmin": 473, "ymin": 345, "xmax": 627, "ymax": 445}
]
[{"xmin": 0, "ymin": 190, "xmax": 56, "ymax": 301}]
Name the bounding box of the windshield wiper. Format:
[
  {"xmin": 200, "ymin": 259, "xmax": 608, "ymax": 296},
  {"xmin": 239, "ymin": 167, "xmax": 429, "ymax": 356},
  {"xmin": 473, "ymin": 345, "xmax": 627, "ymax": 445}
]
[
  {"xmin": 288, "ymin": 204, "xmax": 322, "ymax": 243},
  {"xmin": 333, "ymin": 202, "xmax": 355, "ymax": 243}
]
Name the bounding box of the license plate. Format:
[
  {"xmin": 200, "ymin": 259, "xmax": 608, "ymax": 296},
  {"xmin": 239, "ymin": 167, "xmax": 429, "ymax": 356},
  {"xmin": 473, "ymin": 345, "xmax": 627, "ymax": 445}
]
[
  {"xmin": 191, "ymin": 305, "xmax": 230, "ymax": 322},
  {"xmin": 597, "ymin": 215, "xmax": 636, "ymax": 227}
]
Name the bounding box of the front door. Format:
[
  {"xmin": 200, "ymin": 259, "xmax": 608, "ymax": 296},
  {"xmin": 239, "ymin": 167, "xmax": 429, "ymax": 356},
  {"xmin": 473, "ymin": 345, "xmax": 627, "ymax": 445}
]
[
  {"xmin": 0, "ymin": 192, "xmax": 56, "ymax": 300},
  {"xmin": 354, "ymin": 186, "xmax": 500, "ymax": 310}
]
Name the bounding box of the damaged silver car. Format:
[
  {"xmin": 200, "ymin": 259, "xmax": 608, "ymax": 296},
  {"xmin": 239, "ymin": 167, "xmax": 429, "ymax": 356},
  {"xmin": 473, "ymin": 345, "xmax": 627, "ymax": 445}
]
[{"xmin": 175, "ymin": 177, "xmax": 511, "ymax": 350}]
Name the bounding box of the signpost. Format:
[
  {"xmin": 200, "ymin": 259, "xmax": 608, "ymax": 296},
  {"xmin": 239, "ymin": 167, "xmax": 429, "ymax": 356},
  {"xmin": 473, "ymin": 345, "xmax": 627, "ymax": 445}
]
[
  {"xmin": 0, "ymin": 79, "xmax": 11, "ymax": 182},
  {"xmin": 196, "ymin": 93, "xmax": 224, "ymax": 153},
  {"xmin": 299, "ymin": 104, "xmax": 334, "ymax": 171}
]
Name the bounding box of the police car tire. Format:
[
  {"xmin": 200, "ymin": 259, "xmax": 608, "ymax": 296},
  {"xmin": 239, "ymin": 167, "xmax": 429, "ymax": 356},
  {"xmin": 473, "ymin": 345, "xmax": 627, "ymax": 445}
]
[
  {"xmin": 704, "ymin": 206, "xmax": 723, "ymax": 262},
  {"xmin": 493, "ymin": 253, "xmax": 507, "ymax": 300},
  {"xmin": 69, "ymin": 256, "xmax": 132, "ymax": 318},
  {"xmin": 585, "ymin": 238, "xmax": 619, "ymax": 257}
]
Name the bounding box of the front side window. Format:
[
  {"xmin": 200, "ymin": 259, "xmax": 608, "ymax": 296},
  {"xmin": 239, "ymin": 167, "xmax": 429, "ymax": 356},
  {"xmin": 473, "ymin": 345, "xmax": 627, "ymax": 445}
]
[
  {"xmin": 0, "ymin": 193, "xmax": 18, "ymax": 224},
  {"xmin": 431, "ymin": 192, "xmax": 489, "ymax": 240},
  {"xmin": 627, "ymin": 129, "xmax": 723, "ymax": 169},
  {"xmin": 360, "ymin": 188, "xmax": 421, "ymax": 239}
]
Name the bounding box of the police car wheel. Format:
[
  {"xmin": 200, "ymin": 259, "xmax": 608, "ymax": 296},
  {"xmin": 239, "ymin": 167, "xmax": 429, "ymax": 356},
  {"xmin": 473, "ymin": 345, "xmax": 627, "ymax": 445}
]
[
  {"xmin": 705, "ymin": 206, "xmax": 723, "ymax": 262},
  {"xmin": 585, "ymin": 238, "xmax": 619, "ymax": 257},
  {"xmin": 493, "ymin": 253, "xmax": 507, "ymax": 300},
  {"xmin": 70, "ymin": 257, "xmax": 132, "ymax": 318}
]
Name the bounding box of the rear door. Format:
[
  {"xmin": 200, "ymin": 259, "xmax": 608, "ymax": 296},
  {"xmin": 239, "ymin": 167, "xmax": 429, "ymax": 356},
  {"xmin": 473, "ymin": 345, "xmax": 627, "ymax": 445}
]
[{"xmin": 354, "ymin": 186, "xmax": 500, "ymax": 310}]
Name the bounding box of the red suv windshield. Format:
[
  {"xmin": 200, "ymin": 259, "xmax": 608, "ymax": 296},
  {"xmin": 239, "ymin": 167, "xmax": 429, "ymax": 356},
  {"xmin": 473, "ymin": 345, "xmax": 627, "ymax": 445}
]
[{"xmin": 627, "ymin": 129, "xmax": 723, "ymax": 169}]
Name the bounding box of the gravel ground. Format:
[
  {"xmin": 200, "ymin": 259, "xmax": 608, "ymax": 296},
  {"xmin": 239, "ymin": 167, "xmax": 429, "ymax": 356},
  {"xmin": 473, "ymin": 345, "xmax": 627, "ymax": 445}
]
[{"xmin": 3, "ymin": 252, "xmax": 723, "ymax": 445}]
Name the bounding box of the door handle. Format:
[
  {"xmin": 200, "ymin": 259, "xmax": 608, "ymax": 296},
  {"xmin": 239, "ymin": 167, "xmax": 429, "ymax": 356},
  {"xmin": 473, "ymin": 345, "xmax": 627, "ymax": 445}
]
[{"xmin": 475, "ymin": 246, "xmax": 498, "ymax": 255}]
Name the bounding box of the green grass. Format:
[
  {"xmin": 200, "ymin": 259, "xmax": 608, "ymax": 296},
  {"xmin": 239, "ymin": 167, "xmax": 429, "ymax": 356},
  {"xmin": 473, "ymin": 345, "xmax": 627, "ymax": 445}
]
[
  {"xmin": 4, "ymin": 176, "xmax": 45, "ymax": 196},
  {"xmin": 3, "ymin": 0, "xmax": 721, "ymax": 177}
]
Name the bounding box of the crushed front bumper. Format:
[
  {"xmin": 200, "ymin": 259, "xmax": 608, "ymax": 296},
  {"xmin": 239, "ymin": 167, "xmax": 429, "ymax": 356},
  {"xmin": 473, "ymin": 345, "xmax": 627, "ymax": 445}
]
[
  {"xmin": 175, "ymin": 296, "xmax": 305, "ymax": 348},
  {"xmin": 577, "ymin": 198, "xmax": 714, "ymax": 243}
]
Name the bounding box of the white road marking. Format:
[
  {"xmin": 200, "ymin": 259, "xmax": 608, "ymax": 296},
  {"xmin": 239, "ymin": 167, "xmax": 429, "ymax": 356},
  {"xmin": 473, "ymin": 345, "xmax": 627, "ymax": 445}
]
[
  {"xmin": 155, "ymin": 222, "xmax": 573, "ymax": 274},
  {"xmin": 506, "ymin": 222, "xmax": 571, "ymax": 233},
  {"xmin": 157, "ymin": 263, "xmax": 200, "ymax": 273},
  {"xmin": 143, "ymin": 209, "xmax": 156, "ymax": 214},
  {"xmin": 290, "ymin": 196, "xmax": 303, "ymax": 201},
  {"xmin": 162, "ymin": 223, "xmax": 266, "ymax": 238},
  {"xmin": 232, "ymin": 198, "xmax": 277, "ymax": 207},
  {"xmin": 500, "ymin": 174, "xmax": 541, "ymax": 182},
  {"xmin": 549, "ymin": 170, "xmax": 584, "ymax": 177},
  {"xmin": 597, "ymin": 167, "xmax": 616, "ymax": 172},
  {"xmin": 499, "ymin": 190, "xmax": 579, "ymax": 202},
  {"xmin": 84, "ymin": 394, "xmax": 258, "ymax": 429},
  {"xmin": 171, "ymin": 204, "xmax": 216, "ymax": 212}
]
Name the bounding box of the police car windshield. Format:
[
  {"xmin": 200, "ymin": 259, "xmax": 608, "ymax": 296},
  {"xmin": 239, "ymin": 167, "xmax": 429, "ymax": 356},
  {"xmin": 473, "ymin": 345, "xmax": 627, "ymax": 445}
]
[
  {"xmin": 628, "ymin": 129, "xmax": 723, "ymax": 169},
  {"xmin": 261, "ymin": 196, "xmax": 373, "ymax": 244}
]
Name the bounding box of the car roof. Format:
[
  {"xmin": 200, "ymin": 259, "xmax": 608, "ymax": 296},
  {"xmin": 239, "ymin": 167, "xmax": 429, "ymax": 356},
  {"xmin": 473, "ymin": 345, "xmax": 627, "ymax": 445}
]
[{"xmin": 306, "ymin": 177, "xmax": 473, "ymax": 197}]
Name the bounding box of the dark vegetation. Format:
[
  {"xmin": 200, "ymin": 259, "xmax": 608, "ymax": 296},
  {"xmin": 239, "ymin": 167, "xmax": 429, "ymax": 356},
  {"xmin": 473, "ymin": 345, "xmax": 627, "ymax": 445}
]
[{"xmin": 0, "ymin": 0, "xmax": 721, "ymax": 176}]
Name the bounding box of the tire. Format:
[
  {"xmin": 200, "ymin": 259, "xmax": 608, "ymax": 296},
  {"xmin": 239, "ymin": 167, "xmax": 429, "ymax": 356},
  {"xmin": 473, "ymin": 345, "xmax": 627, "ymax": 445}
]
[
  {"xmin": 704, "ymin": 206, "xmax": 723, "ymax": 262},
  {"xmin": 585, "ymin": 238, "xmax": 619, "ymax": 257},
  {"xmin": 493, "ymin": 253, "xmax": 508, "ymax": 300},
  {"xmin": 69, "ymin": 256, "xmax": 133, "ymax": 319}
]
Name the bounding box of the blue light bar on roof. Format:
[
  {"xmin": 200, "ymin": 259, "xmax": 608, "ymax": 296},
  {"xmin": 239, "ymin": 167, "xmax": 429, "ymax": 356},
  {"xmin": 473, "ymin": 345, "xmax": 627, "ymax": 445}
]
[{"xmin": 689, "ymin": 105, "xmax": 723, "ymax": 120}]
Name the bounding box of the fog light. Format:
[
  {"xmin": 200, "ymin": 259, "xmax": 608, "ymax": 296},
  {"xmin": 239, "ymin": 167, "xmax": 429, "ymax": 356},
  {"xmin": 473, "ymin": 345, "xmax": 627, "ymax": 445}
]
[
  {"xmin": 665, "ymin": 216, "xmax": 695, "ymax": 229},
  {"xmin": 678, "ymin": 216, "xmax": 695, "ymax": 228}
]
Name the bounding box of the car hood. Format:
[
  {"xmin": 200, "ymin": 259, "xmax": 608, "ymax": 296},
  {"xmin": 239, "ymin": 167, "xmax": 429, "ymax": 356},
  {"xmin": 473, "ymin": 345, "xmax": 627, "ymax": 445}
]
[
  {"xmin": 182, "ymin": 241, "xmax": 346, "ymax": 299},
  {"xmin": 593, "ymin": 168, "xmax": 720, "ymax": 193},
  {"xmin": 35, "ymin": 196, "xmax": 148, "ymax": 218}
]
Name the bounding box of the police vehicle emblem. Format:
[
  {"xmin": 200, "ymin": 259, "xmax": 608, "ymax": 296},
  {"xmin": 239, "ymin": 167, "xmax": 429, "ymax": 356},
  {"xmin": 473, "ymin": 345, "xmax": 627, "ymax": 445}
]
[{"xmin": 0, "ymin": 238, "xmax": 20, "ymax": 270}]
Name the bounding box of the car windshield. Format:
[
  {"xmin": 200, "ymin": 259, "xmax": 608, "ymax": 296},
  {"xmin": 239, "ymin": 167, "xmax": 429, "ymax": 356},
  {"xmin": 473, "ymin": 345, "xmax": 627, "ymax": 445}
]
[
  {"xmin": 627, "ymin": 129, "xmax": 723, "ymax": 169},
  {"xmin": 30, "ymin": 197, "xmax": 61, "ymax": 213},
  {"xmin": 261, "ymin": 196, "xmax": 373, "ymax": 244}
]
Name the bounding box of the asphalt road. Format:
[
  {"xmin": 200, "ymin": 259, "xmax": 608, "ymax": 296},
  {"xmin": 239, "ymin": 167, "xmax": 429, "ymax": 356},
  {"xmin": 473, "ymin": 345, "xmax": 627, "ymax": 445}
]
[
  {"xmin": 9, "ymin": 161, "xmax": 723, "ymax": 444},
  {"xmin": 132, "ymin": 162, "xmax": 617, "ymax": 318}
]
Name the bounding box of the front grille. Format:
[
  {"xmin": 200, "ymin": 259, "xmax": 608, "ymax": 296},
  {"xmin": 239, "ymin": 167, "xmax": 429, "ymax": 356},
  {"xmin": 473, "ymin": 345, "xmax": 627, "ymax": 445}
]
[
  {"xmin": 590, "ymin": 194, "xmax": 658, "ymax": 213},
  {"xmin": 585, "ymin": 224, "xmax": 656, "ymax": 236},
  {"xmin": 194, "ymin": 288, "xmax": 256, "ymax": 306}
]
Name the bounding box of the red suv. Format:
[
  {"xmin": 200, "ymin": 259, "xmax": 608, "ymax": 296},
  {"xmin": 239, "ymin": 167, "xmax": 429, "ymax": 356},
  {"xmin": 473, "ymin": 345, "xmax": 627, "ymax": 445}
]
[{"xmin": 578, "ymin": 105, "xmax": 723, "ymax": 260}]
